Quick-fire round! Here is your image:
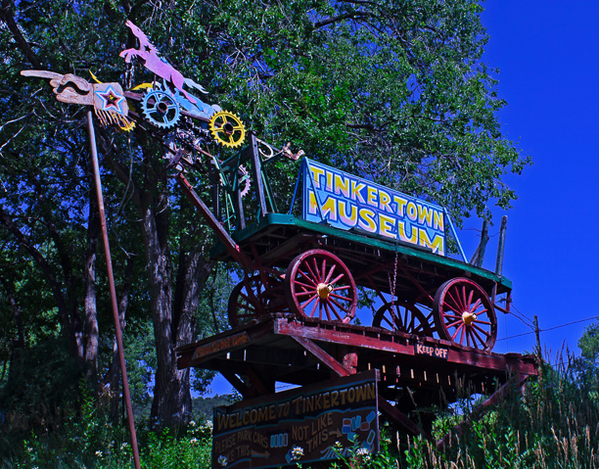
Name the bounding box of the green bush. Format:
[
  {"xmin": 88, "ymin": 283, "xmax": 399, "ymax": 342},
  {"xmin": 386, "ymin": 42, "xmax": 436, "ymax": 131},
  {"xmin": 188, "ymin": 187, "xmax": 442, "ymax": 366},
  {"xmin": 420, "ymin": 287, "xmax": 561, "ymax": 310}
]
[{"xmin": 4, "ymin": 350, "xmax": 599, "ymax": 469}]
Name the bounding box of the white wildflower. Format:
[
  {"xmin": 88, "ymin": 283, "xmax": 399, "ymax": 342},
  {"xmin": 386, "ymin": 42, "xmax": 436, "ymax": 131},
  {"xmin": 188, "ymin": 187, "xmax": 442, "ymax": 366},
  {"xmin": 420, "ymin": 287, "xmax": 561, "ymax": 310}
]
[
  {"xmin": 189, "ymin": 420, "xmax": 196, "ymax": 427},
  {"xmin": 291, "ymin": 445, "xmax": 304, "ymax": 461},
  {"xmin": 95, "ymin": 450, "xmax": 103, "ymax": 457},
  {"xmin": 355, "ymin": 447, "xmax": 371, "ymax": 462},
  {"xmin": 218, "ymin": 455, "xmax": 228, "ymax": 467}
]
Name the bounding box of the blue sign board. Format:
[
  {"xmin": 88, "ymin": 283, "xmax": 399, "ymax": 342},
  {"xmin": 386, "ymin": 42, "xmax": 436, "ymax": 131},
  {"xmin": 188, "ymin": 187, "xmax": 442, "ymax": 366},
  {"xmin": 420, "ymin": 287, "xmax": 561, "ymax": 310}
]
[
  {"xmin": 212, "ymin": 370, "xmax": 379, "ymax": 469},
  {"xmin": 301, "ymin": 159, "xmax": 447, "ymax": 255}
]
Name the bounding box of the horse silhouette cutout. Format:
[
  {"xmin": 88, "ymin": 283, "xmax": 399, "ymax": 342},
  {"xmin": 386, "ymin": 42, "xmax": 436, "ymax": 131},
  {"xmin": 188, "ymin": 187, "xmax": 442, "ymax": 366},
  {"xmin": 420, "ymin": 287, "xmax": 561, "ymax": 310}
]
[{"xmin": 120, "ymin": 20, "xmax": 207, "ymax": 105}]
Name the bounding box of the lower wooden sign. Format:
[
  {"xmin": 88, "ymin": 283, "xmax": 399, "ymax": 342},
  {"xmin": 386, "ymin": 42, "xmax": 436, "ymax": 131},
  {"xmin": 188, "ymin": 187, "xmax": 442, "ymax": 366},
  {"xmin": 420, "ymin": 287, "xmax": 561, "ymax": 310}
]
[{"xmin": 212, "ymin": 370, "xmax": 379, "ymax": 468}]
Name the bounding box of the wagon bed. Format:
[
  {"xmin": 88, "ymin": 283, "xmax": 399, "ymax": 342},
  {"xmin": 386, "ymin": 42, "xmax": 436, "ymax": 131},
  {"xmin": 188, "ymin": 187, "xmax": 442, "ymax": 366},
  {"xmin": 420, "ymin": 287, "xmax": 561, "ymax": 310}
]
[{"xmin": 211, "ymin": 212, "xmax": 511, "ymax": 300}]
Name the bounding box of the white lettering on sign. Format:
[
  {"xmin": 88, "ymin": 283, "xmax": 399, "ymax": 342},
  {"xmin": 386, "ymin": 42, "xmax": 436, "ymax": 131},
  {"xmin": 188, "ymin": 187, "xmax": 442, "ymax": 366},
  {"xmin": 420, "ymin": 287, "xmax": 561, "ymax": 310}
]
[{"xmin": 415, "ymin": 343, "xmax": 448, "ymax": 360}]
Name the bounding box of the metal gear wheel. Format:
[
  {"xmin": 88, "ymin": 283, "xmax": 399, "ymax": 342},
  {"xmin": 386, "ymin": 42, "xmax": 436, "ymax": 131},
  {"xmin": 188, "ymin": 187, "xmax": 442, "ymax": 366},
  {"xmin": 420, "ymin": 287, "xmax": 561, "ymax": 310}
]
[
  {"xmin": 208, "ymin": 110, "xmax": 246, "ymax": 148},
  {"xmin": 210, "ymin": 158, "xmax": 252, "ymax": 198},
  {"xmin": 141, "ymin": 89, "xmax": 181, "ymax": 128},
  {"xmin": 165, "ymin": 128, "xmax": 203, "ymax": 153},
  {"xmin": 238, "ymin": 164, "xmax": 252, "ymax": 198}
]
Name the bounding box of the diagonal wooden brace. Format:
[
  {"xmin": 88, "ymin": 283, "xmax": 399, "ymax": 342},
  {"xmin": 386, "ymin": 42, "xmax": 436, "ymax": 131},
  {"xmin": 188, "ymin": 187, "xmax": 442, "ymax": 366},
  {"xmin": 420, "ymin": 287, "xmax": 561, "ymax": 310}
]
[
  {"xmin": 379, "ymin": 397, "xmax": 434, "ymax": 442},
  {"xmin": 436, "ymin": 373, "xmax": 529, "ymax": 450},
  {"xmin": 175, "ymin": 173, "xmax": 255, "ymax": 272},
  {"xmin": 291, "ymin": 336, "xmax": 353, "ymax": 377}
]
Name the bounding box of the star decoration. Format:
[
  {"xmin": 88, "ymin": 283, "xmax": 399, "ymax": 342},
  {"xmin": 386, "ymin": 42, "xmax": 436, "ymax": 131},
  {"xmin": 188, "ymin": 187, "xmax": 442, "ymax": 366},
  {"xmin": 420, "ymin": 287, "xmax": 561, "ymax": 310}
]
[{"xmin": 95, "ymin": 85, "xmax": 126, "ymax": 113}]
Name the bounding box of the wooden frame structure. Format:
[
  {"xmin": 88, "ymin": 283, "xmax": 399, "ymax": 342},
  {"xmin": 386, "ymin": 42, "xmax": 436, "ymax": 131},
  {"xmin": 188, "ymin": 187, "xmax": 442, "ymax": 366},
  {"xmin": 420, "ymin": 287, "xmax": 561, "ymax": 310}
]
[{"xmin": 178, "ymin": 314, "xmax": 537, "ymax": 441}]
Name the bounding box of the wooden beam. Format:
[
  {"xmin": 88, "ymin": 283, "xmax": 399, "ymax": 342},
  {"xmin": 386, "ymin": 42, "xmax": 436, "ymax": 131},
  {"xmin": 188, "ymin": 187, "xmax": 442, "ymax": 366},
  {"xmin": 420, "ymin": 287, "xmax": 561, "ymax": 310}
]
[
  {"xmin": 378, "ymin": 396, "xmax": 433, "ymax": 442},
  {"xmin": 436, "ymin": 374, "xmax": 529, "ymax": 450},
  {"xmin": 220, "ymin": 370, "xmax": 250, "ymax": 398},
  {"xmin": 175, "ymin": 173, "xmax": 255, "ymax": 272},
  {"xmin": 291, "ymin": 336, "xmax": 352, "ymax": 377},
  {"xmin": 245, "ymin": 365, "xmax": 275, "ymax": 396}
]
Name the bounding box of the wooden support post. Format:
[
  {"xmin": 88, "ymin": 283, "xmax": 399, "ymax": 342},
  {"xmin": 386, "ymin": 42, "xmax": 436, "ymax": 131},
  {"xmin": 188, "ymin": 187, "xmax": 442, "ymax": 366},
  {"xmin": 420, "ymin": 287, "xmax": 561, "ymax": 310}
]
[
  {"xmin": 209, "ymin": 162, "xmax": 221, "ymax": 221},
  {"xmin": 233, "ymin": 172, "xmax": 246, "ymax": 231},
  {"xmin": 495, "ymin": 215, "xmax": 507, "ymax": 275},
  {"xmin": 248, "ymin": 133, "xmax": 269, "ymax": 217},
  {"xmin": 87, "ymin": 111, "xmax": 141, "ymax": 469},
  {"xmin": 534, "ymin": 315, "xmax": 542, "ymax": 363},
  {"xmin": 470, "ymin": 220, "xmax": 489, "ymax": 267}
]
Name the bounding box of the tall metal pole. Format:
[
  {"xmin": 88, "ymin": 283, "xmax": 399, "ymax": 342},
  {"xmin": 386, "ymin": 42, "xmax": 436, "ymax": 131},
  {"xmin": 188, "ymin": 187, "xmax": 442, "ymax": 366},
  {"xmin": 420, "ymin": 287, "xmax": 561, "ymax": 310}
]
[{"xmin": 86, "ymin": 110, "xmax": 141, "ymax": 469}]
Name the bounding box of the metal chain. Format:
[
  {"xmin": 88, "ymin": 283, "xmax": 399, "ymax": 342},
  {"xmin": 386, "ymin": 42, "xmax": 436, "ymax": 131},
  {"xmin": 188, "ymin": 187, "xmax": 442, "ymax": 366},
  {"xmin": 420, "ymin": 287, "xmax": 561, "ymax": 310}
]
[{"xmin": 387, "ymin": 243, "xmax": 399, "ymax": 303}]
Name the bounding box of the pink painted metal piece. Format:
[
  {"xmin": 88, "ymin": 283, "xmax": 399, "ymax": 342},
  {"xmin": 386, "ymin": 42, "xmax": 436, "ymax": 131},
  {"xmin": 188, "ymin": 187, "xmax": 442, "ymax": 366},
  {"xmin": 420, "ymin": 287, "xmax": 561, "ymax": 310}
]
[
  {"xmin": 21, "ymin": 70, "xmax": 92, "ymax": 105},
  {"xmin": 21, "ymin": 70, "xmax": 133, "ymax": 130},
  {"xmin": 120, "ymin": 21, "xmax": 206, "ymax": 105}
]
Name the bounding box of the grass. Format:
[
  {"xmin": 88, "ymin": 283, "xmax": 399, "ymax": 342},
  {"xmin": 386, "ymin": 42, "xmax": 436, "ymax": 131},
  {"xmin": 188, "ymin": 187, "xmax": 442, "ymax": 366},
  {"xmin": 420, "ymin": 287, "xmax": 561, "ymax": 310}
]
[{"xmin": 2, "ymin": 351, "xmax": 598, "ymax": 468}]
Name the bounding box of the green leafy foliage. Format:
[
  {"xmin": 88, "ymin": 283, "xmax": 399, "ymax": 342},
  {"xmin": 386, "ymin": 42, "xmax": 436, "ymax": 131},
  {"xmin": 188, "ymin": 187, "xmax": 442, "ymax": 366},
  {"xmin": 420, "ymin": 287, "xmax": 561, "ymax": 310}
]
[
  {"xmin": 6, "ymin": 386, "xmax": 214, "ymax": 469},
  {"xmin": 1, "ymin": 0, "xmax": 530, "ymax": 435},
  {"xmin": 3, "ymin": 352, "xmax": 599, "ymax": 468}
]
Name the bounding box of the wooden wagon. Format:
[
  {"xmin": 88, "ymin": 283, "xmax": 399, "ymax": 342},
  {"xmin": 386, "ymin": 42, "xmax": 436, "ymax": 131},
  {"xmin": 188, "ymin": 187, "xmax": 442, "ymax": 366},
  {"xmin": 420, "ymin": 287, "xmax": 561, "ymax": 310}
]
[{"xmin": 175, "ymin": 134, "xmax": 511, "ymax": 353}]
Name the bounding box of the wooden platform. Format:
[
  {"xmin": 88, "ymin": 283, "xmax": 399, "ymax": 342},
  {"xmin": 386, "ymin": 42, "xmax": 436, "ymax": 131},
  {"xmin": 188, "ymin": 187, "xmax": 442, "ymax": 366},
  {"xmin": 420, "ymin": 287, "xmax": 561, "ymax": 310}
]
[{"xmin": 177, "ymin": 314, "xmax": 537, "ymax": 408}]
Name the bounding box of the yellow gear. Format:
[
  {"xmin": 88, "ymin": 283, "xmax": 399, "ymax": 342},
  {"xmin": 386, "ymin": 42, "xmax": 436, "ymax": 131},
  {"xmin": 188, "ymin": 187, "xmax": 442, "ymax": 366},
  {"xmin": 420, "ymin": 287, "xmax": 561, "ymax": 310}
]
[{"xmin": 208, "ymin": 111, "xmax": 246, "ymax": 148}]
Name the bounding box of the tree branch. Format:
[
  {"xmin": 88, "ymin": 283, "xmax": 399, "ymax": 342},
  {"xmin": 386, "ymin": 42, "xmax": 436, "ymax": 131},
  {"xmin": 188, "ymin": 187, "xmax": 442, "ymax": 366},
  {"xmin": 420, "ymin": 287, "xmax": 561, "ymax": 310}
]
[
  {"xmin": 0, "ymin": 0, "xmax": 42, "ymax": 69},
  {"xmin": 0, "ymin": 204, "xmax": 73, "ymax": 337},
  {"xmin": 314, "ymin": 11, "xmax": 372, "ymax": 30}
]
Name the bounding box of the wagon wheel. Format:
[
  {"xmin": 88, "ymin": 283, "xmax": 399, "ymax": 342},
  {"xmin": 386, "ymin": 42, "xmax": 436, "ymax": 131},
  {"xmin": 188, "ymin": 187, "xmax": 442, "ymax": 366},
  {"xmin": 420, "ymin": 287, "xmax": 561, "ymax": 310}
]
[
  {"xmin": 373, "ymin": 301, "xmax": 434, "ymax": 336},
  {"xmin": 285, "ymin": 249, "xmax": 357, "ymax": 323},
  {"xmin": 433, "ymin": 277, "xmax": 497, "ymax": 351},
  {"xmin": 228, "ymin": 274, "xmax": 286, "ymax": 327}
]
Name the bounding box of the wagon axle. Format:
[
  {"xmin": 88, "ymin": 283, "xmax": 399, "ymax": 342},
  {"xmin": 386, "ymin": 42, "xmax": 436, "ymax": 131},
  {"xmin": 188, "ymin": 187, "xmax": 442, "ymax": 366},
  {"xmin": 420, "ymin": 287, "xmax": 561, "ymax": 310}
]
[
  {"xmin": 462, "ymin": 311, "xmax": 477, "ymax": 325},
  {"xmin": 316, "ymin": 283, "xmax": 333, "ymax": 299}
]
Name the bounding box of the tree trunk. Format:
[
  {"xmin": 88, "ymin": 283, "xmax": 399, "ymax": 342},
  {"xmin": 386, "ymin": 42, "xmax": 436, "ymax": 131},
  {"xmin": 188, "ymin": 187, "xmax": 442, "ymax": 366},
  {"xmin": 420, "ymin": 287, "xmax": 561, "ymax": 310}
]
[
  {"xmin": 83, "ymin": 190, "xmax": 100, "ymax": 386},
  {"xmin": 108, "ymin": 259, "xmax": 132, "ymax": 424},
  {"xmin": 136, "ymin": 196, "xmax": 191, "ymax": 428}
]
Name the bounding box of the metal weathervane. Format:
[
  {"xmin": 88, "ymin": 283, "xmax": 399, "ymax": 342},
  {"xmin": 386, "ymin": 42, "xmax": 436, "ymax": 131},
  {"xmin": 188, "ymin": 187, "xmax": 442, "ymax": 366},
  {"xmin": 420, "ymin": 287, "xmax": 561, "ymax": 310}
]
[
  {"xmin": 21, "ymin": 20, "xmax": 305, "ymax": 468},
  {"xmin": 20, "ymin": 20, "xmax": 280, "ymax": 469}
]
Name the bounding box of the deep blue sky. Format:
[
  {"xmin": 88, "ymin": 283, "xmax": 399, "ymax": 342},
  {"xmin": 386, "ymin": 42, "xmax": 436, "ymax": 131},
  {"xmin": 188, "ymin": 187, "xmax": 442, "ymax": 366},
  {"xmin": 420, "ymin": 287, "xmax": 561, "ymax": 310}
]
[
  {"xmin": 207, "ymin": 2, "xmax": 598, "ymax": 395},
  {"xmin": 473, "ymin": 1, "xmax": 599, "ymax": 360}
]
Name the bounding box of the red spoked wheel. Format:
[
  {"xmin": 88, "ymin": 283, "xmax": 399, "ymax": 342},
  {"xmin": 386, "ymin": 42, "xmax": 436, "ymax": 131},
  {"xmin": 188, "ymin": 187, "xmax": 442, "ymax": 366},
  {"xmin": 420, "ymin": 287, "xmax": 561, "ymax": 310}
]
[
  {"xmin": 433, "ymin": 278, "xmax": 497, "ymax": 351},
  {"xmin": 372, "ymin": 300, "xmax": 434, "ymax": 337},
  {"xmin": 228, "ymin": 274, "xmax": 286, "ymax": 327},
  {"xmin": 285, "ymin": 249, "xmax": 357, "ymax": 323}
]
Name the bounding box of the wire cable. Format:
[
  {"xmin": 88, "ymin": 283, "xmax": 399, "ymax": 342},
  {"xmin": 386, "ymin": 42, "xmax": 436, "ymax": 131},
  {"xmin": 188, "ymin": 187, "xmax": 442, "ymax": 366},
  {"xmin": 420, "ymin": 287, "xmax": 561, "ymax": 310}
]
[
  {"xmin": 541, "ymin": 315, "xmax": 599, "ymax": 332},
  {"xmin": 510, "ymin": 303, "xmax": 535, "ymax": 327},
  {"xmin": 496, "ymin": 330, "xmax": 535, "ymax": 342},
  {"xmin": 496, "ymin": 314, "xmax": 599, "ymax": 342}
]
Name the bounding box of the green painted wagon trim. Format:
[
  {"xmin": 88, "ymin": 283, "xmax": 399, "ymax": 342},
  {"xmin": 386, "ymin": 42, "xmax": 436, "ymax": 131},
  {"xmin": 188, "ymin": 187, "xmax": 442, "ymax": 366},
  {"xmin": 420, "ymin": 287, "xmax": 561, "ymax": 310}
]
[{"xmin": 213, "ymin": 213, "xmax": 512, "ymax": 290}]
